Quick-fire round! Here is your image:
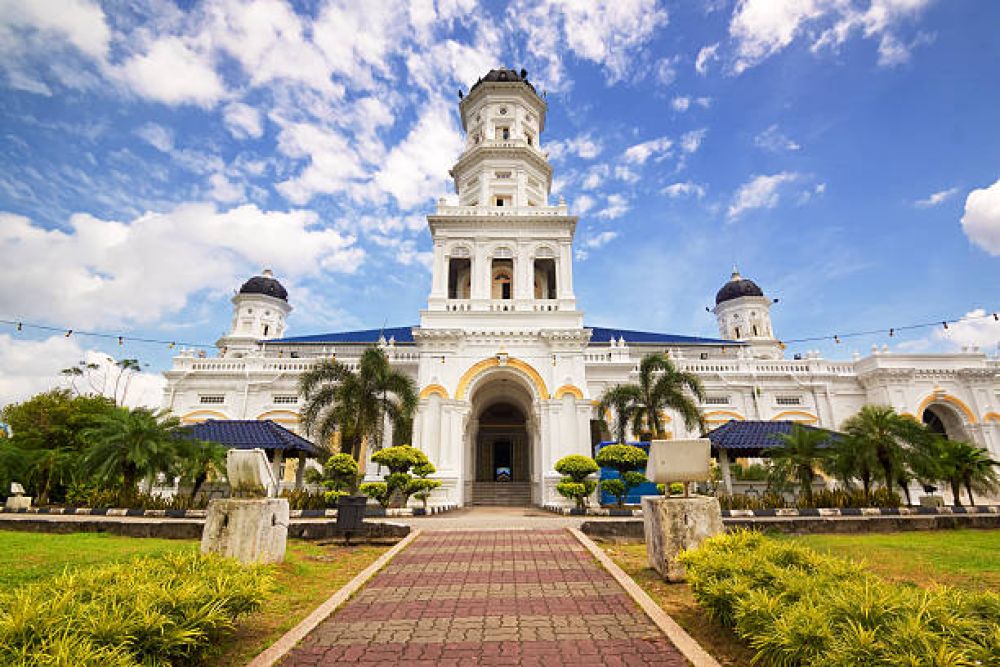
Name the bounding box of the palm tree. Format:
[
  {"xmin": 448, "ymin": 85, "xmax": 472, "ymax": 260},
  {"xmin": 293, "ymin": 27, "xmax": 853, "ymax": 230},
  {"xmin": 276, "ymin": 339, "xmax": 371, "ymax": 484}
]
[
  {"xmin": 936, "ymin": 440, "xmax": 1000, "ymax": 506},
  {"xmin": 299, "ymin": 347, "xmax": 417, "ymax": 462},
  {"xmin": 841, "ymin": 405, "xmax": 929, "ymax": 502},
  {"xmin": 630, "ymin": 353, "xmax": 706, "ymax": 438},
  {"xmin": 825, "ymin": 434, "xmax": 878, "ymax": 498},
  {"xmin": 82, "ymin": 407, "xmax": 182, "ymax": 492},
  {"xmin": 597, "ymin": 384, "xmax": 643, "ymax": 444},
  {"xmin": 770, "ymin": 425, "xmax": 832, "ymax": 503},
  {"xmin": 173, "ymin": 438, "xmax": 227, "ymax": 499}
]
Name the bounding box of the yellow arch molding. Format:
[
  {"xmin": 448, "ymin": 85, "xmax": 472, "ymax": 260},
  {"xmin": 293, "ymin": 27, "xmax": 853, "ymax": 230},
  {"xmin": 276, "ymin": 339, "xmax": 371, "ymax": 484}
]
[
  {"xmin": 455, "ymin": 356, "xmax": 550, "ymax": 400},
  {"xmin": 703, "ymin": 410, "xmax": 745, "ymax": 423},
  {"xmin": 984, "ymin": 412, "xmax": 1000, "ymax": 423},
  {"xmin": 917, "ymin": 393, "xmax": 978, "ymax": 424},
  {"xmin": 554, "ymin": 384, "xmax": 584, "ymax": 400},
  {"xmin": 419, "ymin": 384, "xmax": 449, "ymax": 400},
  {"xmin": 257, "ymin": 409, "xmax": 300, "ymax": 424},
  {"xmin": 180, "ymin": 409, "xmax": 229, "ymax": 424},
  {"xmin": 772, "ymin": 410, "xmax": 819, "ymax": 424}
]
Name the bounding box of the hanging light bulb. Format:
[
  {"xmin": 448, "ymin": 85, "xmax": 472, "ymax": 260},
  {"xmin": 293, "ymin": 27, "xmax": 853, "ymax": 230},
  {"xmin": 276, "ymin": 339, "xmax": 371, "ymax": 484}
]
[
  {"xmin": 168, "ymin": 342, "xmax": 175, "ymax": 349},
  {"xmin": 118, "ymin": 336, "xmax": 124, "ymax": 346},
  {"xmin": 942, "ymin": 321, "xmax": 949, "ymax": 330},
  {"xmin": 16, "ymin": 322, "xmax": 22, "ymax": 331},
  {"xmin": 889, "ymin": 328, "xmax": 894, "ymax": 338},
  {"xmin": 834, "ymin": 335, "xmax": 841, "ymax": 344},
  {"xmin": 994, "ymin": 313, "xmax": 998, "ymax": 322},
  {"xmin": 65, "ymin": 329, "xmax": 72, "ymax": 337}
]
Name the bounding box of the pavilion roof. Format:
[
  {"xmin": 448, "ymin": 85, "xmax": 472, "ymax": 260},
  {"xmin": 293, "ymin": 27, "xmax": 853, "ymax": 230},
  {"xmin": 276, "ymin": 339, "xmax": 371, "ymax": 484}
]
[{"xmin": 181, "ymin": 419, "xmax": 323, "ymax": 457}]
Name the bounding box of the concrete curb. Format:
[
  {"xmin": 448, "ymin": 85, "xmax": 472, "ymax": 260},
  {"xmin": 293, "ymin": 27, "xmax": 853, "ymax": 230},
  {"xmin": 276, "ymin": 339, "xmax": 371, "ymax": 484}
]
[
  {"xmin": 245, "ymin": 529, "xmax": 422, "ymax": 667},
  {"xmin": 569, "ymin": 527, "xmax": 721, "ymax": 667}
]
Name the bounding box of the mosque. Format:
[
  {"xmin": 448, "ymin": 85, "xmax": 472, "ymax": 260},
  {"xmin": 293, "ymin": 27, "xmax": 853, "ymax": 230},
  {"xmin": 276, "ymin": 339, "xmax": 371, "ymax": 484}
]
[{"xmin": 162, "ymin": 69, "xmax": 1000, "ymax": 507}]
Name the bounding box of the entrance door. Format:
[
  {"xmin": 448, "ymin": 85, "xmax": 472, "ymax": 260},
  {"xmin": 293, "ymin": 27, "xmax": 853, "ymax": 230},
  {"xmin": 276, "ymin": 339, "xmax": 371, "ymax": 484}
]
[{"xmin": 493, "ymin": 439, "xmax": 512, "ymax": 481}]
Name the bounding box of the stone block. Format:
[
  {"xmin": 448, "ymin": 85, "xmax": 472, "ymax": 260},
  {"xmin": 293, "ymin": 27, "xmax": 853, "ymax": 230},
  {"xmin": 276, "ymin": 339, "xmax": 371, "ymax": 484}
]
[
  {"xmin": 5, "ymin": 496, "xmax": 32, "ymax": 510},
  {"xmin": 200, "ymin": 498, "xmax": 288, "ymax": 564},
  {"xmin": 920, "ymin": 495, "xmax": 944, "ymax": 508},
  {"xmin": 642, "ymin": 495, "xmax": 723, "ymax": 582}
]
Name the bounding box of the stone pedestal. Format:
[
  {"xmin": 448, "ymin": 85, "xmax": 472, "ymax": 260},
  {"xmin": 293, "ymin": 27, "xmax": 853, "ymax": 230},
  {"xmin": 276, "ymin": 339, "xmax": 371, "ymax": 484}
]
[
  {"xmin": 642, "ymin": 495, "xmax": 723, "ymax": 582},
  {"xmin": 201, "ymin": 498, "xmax": 289, "ymax": 564},
  {"xmin": 5, "ymin": 496, "xmax": 31, "ymax": 510},
  {"xmin": 920, "ymin": 495, "xmax": 944, "ymax": 508}
]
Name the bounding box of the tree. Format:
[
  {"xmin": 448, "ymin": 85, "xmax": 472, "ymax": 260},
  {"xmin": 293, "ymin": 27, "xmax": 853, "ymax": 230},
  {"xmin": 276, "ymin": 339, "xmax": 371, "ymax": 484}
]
[
  {"xmin": 595, "ymin": 444, "xmax": 648, "ymax": 507},
  {"xmin": 370, "ymin": 445, "xmax": 430, "ymax": 507},
  {"xmin": 631, "ymin": 353, "xmax": 706, "ymax": 438},
  {"xmin": 770, "ymin": 425, "xmax": 832, "ymax": 504},
  {"xmin": 554, "ymin": 454, "xmax": 599, "ymax": 509},
  {"xmin": 825, "ymin": 435, "xmax": 878, "ymax": 497},
  {"xmin": 409, "ymin": 461, "xmax": 442, "ymax": 509},
  {"xmin": 299, "ymin": 347, "xmax": 417, "ymax": 462},
  {"xmin": 841, "ymin": 405, "xmax": 929, "ymax": 502},
  {"xmin": 173, "ymin": 438, "xmax": 226, "ymax": 500},
  {"xmin": 598, "ymin": 384, "xmax": 642, "ymax": 445},
  {"xmin": 936, "ymin": 440, "xmax": 1000, "ymax": 506},
  {"xmin": 81, "ymin": 407, "xmax": 182, "ymax": 493}
]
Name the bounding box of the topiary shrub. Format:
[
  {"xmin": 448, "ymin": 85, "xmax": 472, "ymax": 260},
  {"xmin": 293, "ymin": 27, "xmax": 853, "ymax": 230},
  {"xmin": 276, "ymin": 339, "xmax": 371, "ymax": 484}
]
[
  {"xmin": 554, "ymin": 454, "xmax": 599, "ymax": 509},
  {"xmin": 679, "ymin": 530, "xmax": 1000, "ymax": 666},
  {"xmin": 409, "ymin": 461, "xmax": 441, "ymax": 509},
  {"xmin": 370, "ymin": 446, "xmax": 438, "ymax": 508},
  {"xmin": 599, "ymin": 478, "xmax": 626, "ymax": 505},
  {"xmin": 320, "ymin": 453, "xmax": 361, "ymax": 494},
  {"xmin": 359, "ymin": 482, "xmax": 390, "ymax": 508},
  {"xmin": 596, "ymin": 444, "xmax": 648, "ymax": 506},
  {"xmin": 0, "ymin": 552, "xmax": 270, "ymax": 666},
  {"xmin": 371, "ymin": 445, "xmax": 428, "ymax": 474}
]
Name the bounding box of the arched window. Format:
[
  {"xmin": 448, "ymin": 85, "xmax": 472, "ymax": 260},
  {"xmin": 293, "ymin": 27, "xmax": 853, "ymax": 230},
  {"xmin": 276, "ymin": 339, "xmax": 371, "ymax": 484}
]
[{"xmin": 493, "ymin": 270, "xmax": 512, "ymax": 299}]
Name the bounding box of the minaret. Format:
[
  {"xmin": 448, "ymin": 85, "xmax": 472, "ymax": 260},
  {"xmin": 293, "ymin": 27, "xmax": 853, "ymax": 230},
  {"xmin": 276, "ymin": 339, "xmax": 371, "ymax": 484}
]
[
  {"xmin": 712, "ymin": 268, "xmax": 781, "ymax": 359},
  {"xmin": 217, "ymin": 269, "xmax": 292, "ymax": 357},
  {"xmin": 422, "ymin": 68, "xmax": 581, "ymax": 329}
]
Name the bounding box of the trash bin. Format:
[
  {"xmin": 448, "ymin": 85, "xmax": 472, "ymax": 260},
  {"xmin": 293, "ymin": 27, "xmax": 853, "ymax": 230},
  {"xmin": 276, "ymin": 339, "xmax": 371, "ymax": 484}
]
[{"xmin": 336, "ymin": 495, "xmax": 367, "ymax": 534}]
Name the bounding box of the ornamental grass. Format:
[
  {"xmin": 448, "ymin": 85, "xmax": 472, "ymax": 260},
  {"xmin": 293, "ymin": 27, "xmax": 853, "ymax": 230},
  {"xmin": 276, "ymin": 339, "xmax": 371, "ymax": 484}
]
[
  {"xmin": 679, "ymin": 530, "xmax": 1000, "ymax": 666},
  {"xmin": 0, "ymin": 552, "xmax": 271, "ymax": 666}
]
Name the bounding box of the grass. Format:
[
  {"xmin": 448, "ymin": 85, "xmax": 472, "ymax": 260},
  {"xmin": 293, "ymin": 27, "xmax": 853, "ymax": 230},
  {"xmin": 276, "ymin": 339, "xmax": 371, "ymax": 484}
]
[
  {"xmin": 0, "ymin": 531, "xmax": 389, "ymax": 666},
  {"xmin": 780, "ymin": 529, "xmax": 1000, "ymax": 591},
  {"xmin": 603, "ymin": 529, "xmax": 1000, "ymax": 666}
]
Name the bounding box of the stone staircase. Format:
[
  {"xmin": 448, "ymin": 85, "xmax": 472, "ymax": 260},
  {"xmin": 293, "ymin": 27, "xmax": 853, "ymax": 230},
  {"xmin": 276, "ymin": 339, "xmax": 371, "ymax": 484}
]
[{"xmin": 468, "ymin": 482, "xmax": 533, "ymax": 506}]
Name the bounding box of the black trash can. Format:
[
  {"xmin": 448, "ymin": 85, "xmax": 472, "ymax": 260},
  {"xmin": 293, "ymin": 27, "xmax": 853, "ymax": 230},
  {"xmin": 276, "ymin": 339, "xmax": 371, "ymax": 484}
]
[{"xmin": 336, "ymin": 495, "xmax": 367, "ymax": 540}]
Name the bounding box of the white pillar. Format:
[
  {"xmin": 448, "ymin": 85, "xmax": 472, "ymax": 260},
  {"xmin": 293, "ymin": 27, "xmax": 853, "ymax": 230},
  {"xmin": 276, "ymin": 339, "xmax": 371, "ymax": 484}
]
[
  {"xmin": 272, "ymin": 449, "xmax": 284, "ymax": 496},
  {"xmin": 718, "ymin": 448, "xmax": 732, "ymax": 494}
]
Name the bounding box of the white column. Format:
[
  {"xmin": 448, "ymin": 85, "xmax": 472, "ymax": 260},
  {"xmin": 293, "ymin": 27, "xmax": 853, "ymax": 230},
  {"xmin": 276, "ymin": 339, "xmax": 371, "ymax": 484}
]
[
  {"xmin": 431, "ymin": 242, "xmax": 446, "ymax": 298},
  {"xmin": 472, "ymin": 246, "xmax": 489, "ymax": 300},
  {"xmin": 514, "ymin": 248, "xmax": 531, "ymax": 300},
  {"xmin": 719, "ymin": 448, "xmax": 732, "ymax": 494},
  {"xmin": 558, "ymin": 242, "xmax": 574, "ymax": 298}
]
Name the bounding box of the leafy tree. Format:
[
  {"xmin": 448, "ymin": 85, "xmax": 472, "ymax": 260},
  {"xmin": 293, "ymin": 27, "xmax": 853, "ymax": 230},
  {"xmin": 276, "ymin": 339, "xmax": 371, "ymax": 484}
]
[
  {"xmin": 596, "ymin": 444, "xmax": 648, "ymax": 507},
  {"xmin": 370, "ymin": 445, "xmax": 430, "ymax": 507},
  {"xmin": 81, "ymin": 407, "xmax": 182, "ymax": 493},
  {"xmin": 770, "ymin": 425, "xmax": 833, "ymax": 504},
  {"xmin": 825, "ymin": 434, "xmax": 878, "ymax": 498},
  {"xmin": 408, "ymin": 461, "xmax": 442, "ymax": 509},
  {"xmin": 299, "ymin": 347, "xmax": 417, "ymax": 462},
  {"xmin": 841, "ymin": 405, "xmax": 929, "ymax": 502},
  {"xmin": 630, "ymin": 353, "xmax": 706, "ymax": 438},
  {"xmin": 359, "ymin": 482, "xmax": 390, "ymax": 508},
  {"xmin": 554, "ymin": 454, "xmax": 599, "ymax": 508},
  {"xmin": 935, "ymin": 440, "xmax": 1000, "ymax": 506},
  {"xmin": 173, "ymin": 438, "xmax": 226, "ymax": 500},
  {"xmin": 597, "ymin": 384, "xmax": 642, "ymax": 445}
]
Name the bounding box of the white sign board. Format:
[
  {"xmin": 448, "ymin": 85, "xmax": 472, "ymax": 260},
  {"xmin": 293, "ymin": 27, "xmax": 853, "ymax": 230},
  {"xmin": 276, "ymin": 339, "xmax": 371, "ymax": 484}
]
[
  {"xmin": 645, "ymin": 439, "xmax": 711, "ymax": 484},
  {"xmin": 226, "ymin": 448, "xmax": 276, "ymax": 497}
]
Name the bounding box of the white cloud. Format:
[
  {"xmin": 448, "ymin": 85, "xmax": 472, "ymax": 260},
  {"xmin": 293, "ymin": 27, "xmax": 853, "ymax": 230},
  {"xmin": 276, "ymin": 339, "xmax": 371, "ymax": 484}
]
[
  {"xmin": 662, "ymin": 181, "xmax": 706, "ymax": 199},
  {"xmin": 114, "ymin": 36, "xmax": 226, "ymax": 108},
  {"xmin": 915, "ymin": 186, "xmax": 958, "ymax": 208},
  {"xmin": 671, "ymin": 96, "xmax": 690, "ymax": 112},
  {"xmin": 960, "ymin": 178, "xmax": 1000, "ymax": 255},
  {"xmin": 695, "ymin": 42, "xmax": 720, "ymax": 75},
  {"xmin": 274, "ymin": 120, "xmax": 368, "ymax": 205},
  {"xmin": 0, "ymin": 203, "xmax": 363, "ymax": 328},
  {"xmin": 623, "ymin": 137, "xmax": 673, "ymax": 165},
  {"xmin": 596, "ymin": 194, "xmax": 629, "ymax": 220},
  {"xmin": 654, "ymin": 55, "xmax": 680, "ymax": 86},
  {"xmin": 614, "ymin": 166, "xmax": 640, "ymax": 184},
  {"xmin": 208, "ymin": 173, "xmax": 245, "ymax": 203},
  {"xmin": 135, "ymin": 123, "xmax": 174, "ymax": 153},
  {"xmin": 754, "ymin": 124, "xmax": 801, "ymax": 152},
  {"xmin": 574, "ymin": 194, "xmax": 596, "ymax": 214},
  {"xmin": 546, "ymin": 135, "xmax": 603, "ymax": 161},
  {"xmin": 0, "ymin": 336, "xmax": 166, "ymax": 408},
  {"xmin": 508, "ymin": 0, "xmax": 669, "ymax": 88},
  {"xmin": 223, "ymin": 102, "xmax": 264, "ymax": 140},
  {"xmin": 680, "ymin": 128, "xmax": 708, "ymax": 153},
  {"xmin": 582, "ymin": 165, "xmax": 608, "ymax": 190},
  {"xmin": 0, "ymin": 0, "xmax": 110, "ymax": 59},
  {"xmin": 575, "ymin": 230, "xmax": 619, "ymax": 260},
  {"xmin": 728, "ymin": 171, "xmax": 801, "ymax": 219},
  {"xmin": 933, "ymin": 309, "xmax": 1000, "ymax": 352}
]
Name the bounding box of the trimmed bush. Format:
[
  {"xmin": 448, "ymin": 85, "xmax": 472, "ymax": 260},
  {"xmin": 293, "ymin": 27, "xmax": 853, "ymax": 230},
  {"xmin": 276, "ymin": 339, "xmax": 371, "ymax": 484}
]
[
  {"xmin": 359, "ymin": 482, "xmax": 390, "ymax": 508},
  {"xmin": 370, "ymin": 445, "xmax": 428, "ymax": 474},
  {"xmin": 596, "ymin": 444, "xmax": 648, "ymax": 506},
  {"xmin": 554, "ymin": 455, "xmax": 599, "ymax": 509},
  {"xmin": 717, "ymin": 488, "xmax": 901, "ymax": 511},
  {"xmin": 408, "ymin": 461, "xmax": 441, "ymax": 509},
  {"xmin": 280, "ymin": 488, "xmax": 328, "ymax": 510},
  {"xmin": 0, "ymin": 552, "xmax": 271, "ymax": 666},
  {"xmin": 679, "ymin": 530, "xmax": 1000, "ymax": 666}
]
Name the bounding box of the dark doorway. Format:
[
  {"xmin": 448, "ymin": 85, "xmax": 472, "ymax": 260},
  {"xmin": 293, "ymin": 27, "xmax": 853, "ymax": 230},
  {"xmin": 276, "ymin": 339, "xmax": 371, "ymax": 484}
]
[{"xmin": 493, "ymin": 440, "xmax": 512, "ymax": 481}]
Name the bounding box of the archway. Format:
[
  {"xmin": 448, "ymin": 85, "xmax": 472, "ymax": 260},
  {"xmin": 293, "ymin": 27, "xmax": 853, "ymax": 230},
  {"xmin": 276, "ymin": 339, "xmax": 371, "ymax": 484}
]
[{"xmin": 922, "ymin": 403, "xmax": 970, "ymax": 441}]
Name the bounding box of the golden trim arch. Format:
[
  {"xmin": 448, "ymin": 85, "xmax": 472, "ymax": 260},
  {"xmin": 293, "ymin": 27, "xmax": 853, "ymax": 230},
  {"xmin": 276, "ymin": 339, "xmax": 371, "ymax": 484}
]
[
  {"xmin": 984, "ymin": 412, "xmax": 1000, "ymax": 423},
  {"xmin": 256, "ymin": 409, "xmax": 300, "ymax": 424},
  {"xmin": 419, "ymin": 384, "xmax": 449, "ymax": 400},
  {"xmin": 554, "ymin": 384, "xmax": 584, "ymax": 400},
  {"xmin": 772, "ymin": 410, "xmax": 819, "ymax": 424},
  {"xmin": 455, "ymin": 356, "xmax": 550, "ymax": 400},
  {"xmin": 703, "ymin": 410, "xmax": 745, "ymax": 423},
  {"xmin": 180, "ymin": 409, "xmax": 229, "ymax": 424},
  {"xmin": 917, "ymin": 393, "xmax": 977, "ymax": 424}
]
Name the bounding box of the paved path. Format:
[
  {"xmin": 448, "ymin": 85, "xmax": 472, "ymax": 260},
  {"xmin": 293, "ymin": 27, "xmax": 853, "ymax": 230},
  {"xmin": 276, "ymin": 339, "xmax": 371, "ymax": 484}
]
[
  {"xmin": 374, "ymin": 506, "xmax": 627, "ymax": 531},
  {"xmin": 280, "ymin": 529, "xmax": 687, "ymax": 666}
]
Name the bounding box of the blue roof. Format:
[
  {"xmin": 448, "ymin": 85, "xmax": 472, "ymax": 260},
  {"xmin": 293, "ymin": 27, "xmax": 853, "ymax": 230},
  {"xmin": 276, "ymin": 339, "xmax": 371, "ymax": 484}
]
[
  {"xmin": 269, "ymin": 325, "xmax": 733, "ymax": 346},
  {"xmin": 707, "ymin": 420, "xmax": 841, "ymax": 452},
  {"xmin": 182, "ymin": 419, "xmax": 323, "ymax": 456}
]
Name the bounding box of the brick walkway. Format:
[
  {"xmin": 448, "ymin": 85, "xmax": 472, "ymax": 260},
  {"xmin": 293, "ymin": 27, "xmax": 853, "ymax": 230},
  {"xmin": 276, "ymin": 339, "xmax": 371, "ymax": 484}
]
[{"xmin": 280, "ymin": 530, "xmax": 687, "ymax": 666}]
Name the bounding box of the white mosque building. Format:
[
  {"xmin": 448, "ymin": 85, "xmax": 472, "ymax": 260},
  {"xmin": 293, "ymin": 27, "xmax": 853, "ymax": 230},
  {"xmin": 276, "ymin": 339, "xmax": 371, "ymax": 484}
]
[{"xmin": 163, "ymin": 69, "xmax": 1000, "ymax": 507}]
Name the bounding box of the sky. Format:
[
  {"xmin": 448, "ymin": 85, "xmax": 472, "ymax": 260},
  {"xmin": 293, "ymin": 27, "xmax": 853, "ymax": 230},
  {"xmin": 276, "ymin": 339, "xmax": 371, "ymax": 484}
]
[{"xmin": 0, "ymin": 0, "xmax": 998, "ymax": 407}]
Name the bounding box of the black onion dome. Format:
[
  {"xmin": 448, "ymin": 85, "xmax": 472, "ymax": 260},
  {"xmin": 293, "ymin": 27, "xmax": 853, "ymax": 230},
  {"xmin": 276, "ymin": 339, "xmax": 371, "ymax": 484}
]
[
  {"xmin": 715, "ymin": 270, "xmax": 764, "ymax": 305},
  {"xmin": 469, "ymin": 68, "xmax": 537, "ymax": 95},
  {"xmin": 239, "ymin": 269, "xmax": 288, "ymax": 301}
]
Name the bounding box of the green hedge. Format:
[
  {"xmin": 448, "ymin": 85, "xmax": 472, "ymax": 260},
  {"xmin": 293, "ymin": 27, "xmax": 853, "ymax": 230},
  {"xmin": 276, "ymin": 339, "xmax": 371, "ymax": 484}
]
[
  {"xmin": 0, "ymin": 552, "xmax": 271, "ymax": 666},
  {"xmin": 679, "ymin": 531, "xmax": 999, "ymax": 666},
  {"xmin": 717, "ymin": 488, "xmax": 901, "ymax": 511}
]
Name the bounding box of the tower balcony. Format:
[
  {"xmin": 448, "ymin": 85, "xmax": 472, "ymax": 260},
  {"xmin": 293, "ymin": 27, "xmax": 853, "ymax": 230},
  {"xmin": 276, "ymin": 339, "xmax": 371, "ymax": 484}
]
[
  {"xmin": 433, "ymin": 201, "xmax": 570, "ymax": 217},
  {"xmin": 433, "ymin": 297, "xmax": 574, "ymax": 314}
]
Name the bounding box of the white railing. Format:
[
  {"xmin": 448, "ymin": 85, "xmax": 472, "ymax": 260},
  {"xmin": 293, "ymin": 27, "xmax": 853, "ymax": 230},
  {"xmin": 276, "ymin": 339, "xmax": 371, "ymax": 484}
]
[{"xmin": 433, "ymin": 204, "xmax": 569, "ymax": 217}]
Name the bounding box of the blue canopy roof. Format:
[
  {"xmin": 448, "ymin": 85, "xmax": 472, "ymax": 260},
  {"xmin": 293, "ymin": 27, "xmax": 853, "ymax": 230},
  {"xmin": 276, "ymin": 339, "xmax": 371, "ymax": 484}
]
[
  {"xmin": 707, "ymin": 420, "xmax": 841, "ymax": 453},
  {"xmin": 182, "ymin": 419, "xmax": 323, "ymax": 457},
  {"xmin": 268, "ymin": 325, "xmax": 734, "ymax": 346}
]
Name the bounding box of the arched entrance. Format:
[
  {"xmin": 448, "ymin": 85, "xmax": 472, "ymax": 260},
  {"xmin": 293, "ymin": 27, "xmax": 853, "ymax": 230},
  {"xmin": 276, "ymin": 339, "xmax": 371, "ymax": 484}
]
[
  {"xmin": 465, "ymin": 370, "xmax": 538, "ymax": 506},
  {"xmin": 922, "ymin": 403, "xmax": 971, "ymax": 441}
]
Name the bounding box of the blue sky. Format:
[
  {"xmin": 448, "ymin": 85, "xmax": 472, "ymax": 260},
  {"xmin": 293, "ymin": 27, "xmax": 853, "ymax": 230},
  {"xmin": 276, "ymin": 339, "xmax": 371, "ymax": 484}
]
[{"xmin": 0, "ymin": 0, "xmax": 998, "ymax": 405}]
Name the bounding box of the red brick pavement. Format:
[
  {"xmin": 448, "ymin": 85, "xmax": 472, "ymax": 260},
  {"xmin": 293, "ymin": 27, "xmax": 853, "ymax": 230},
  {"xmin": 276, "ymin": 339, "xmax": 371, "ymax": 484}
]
[{"xmin": 279, "ymin": 530, "xmax": 688, "ymax": 666}]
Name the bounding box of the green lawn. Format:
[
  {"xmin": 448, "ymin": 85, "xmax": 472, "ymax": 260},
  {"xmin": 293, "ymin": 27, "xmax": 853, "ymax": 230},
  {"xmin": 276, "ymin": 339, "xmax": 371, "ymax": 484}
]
[{"xmin": 0, "ymin": 530, "xmax": 388, "ymax": 666}]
